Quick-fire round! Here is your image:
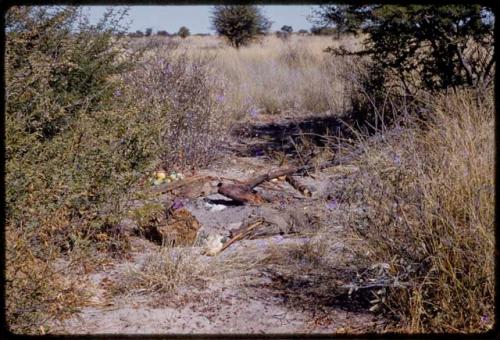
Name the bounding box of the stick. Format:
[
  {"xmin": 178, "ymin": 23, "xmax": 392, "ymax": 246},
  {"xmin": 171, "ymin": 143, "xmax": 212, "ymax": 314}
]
[
  {"xmin": 216, "ymin": 149, "xmax": 364, "ymax": 203},
  {"xmin": 285, "ymin": 175, "xmax": 312, "ymax": 197},
  {"xmin": 149, "ymin": 175, "xmax": 209, "ymax": 194},
  {"xmin": 215, "ymin": 218, "xmax": 264, "ymax": 255}
]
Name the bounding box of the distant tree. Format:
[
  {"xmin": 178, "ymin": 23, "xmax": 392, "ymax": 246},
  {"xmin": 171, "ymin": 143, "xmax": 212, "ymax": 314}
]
[
  {"xmin": 310, "ymin": 26, "xmax": 336, "ymax": 36},
  {"xmin": 145, "ymin": 27, "xmax": 153, "ymax": 37},
  {"xmin": 298, "ymin": 29, "xmax": 309, "ymax": 35},
  {"xmin": 210, "ymin": 5, "xmax": 272, "ymax": 48},
  {"xmin": 157, "ymin": 30, "xmax": 169, "ymax": 36},
  {"xmin": 134, "ymin": 30, "xmax": 144, "ymax": 37},
  {"xmin": 310, "ymin": 26, "xmax": 321, "ymax": 35},
  {"xmin": 177, "ymin": 26, "xmax": 190, "ymax": 39},
  {"xmin": 277, "ymin": 25, "xmax": 293, "ymax": 40}
]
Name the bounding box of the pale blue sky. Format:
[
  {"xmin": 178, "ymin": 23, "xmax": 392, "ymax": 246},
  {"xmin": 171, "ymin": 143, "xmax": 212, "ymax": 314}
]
[{"xmin": 85, "ymin": 5, "xmax": 318, "ymax": 34}]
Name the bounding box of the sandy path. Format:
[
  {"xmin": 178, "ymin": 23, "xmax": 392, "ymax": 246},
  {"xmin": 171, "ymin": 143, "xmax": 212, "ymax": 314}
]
[{"xmin": 52, "ymin": 114, "xmax": 385, "ymax": 334}]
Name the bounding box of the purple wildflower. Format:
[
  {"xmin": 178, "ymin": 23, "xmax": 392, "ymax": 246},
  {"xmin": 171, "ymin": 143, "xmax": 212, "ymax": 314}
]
[
  {"xmin": 172, "ymin": 198, "xmax": 184, "ymax": 210},
  {"xmin": 393, "ymin": 154, "xmax": 401, "ymax": 165},
  {"xmin": 114, "ymin": 90, "xmax": 122, "ymax": 97},
  {"xmin": 326, "ymin": 199, "xmax": 339, "ymax": 210},
  {"xmin": 216, "ymin": 94, "xmax": 225, "ymax": 103},
  {"xmin": 249, "ymin": 107, "xmax": 258, "ymax": 118}
]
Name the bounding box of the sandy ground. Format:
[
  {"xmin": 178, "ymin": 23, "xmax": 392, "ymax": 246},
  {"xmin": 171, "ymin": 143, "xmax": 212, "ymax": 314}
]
[{"xmin": 51, "ymin": 113, "xmax": 387, "ymax": 335}]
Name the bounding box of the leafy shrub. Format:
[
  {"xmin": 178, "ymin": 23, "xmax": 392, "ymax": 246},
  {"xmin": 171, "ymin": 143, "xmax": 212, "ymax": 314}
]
[
  {"xmin": 5, "ymin": 6, "xmax": 151, "ymax": 332},
  {"xmin": 315, "ymin": 5, "xmax": 494, "ymax": 127}
]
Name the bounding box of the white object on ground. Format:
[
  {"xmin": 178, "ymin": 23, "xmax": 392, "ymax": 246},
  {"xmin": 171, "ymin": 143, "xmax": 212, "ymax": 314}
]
[
  {"xmin": 202, "ymin": 234, "xmax": 224, "ymax": 256},
  {"xmin": 204, "ymin": 202, "xmax": 227, "ymax": 212}
]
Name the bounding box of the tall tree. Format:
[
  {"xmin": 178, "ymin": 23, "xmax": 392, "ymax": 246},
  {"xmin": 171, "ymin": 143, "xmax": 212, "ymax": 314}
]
[
  {"xmin": 211, "ymin": 5, "xmax": 272, "ymax": 48},
  {"xmin": 177, "ymin": 26, "xmax": 190, "ymax": 39}
]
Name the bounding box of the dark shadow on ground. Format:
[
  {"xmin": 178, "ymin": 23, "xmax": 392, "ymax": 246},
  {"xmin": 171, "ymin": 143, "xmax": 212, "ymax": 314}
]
[
  {"xmin": 259, "ymin": 267, "xmax": 374, "ymax": 314},
  {"xmin": 230, "ymin": 115, "xmax": 355, "ymax": 158}
]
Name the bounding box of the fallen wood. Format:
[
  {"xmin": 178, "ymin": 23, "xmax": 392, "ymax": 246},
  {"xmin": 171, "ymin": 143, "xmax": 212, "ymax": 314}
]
[
  {"xmin": 285, "ymin": 175, "xmax": 311, "ymax": 197},
  {"xmin": 214, "ymin": 218, "xmax": 265, "ymax": 255},
  {"xmin": 149, "ymin": 175, "xmax": 208, "ymax": 194},
  {"xmin": 217, "ymin": 183, "xmax": 266, "ymax": 205},
  {"xmin": 148, "ymin": 175, "xmax": 243, "ymax": 202},
  {"xmin": 217, "ymin": 151, "xmax": 361, "ymax": 204},
  {"xmin": 245, "ymin": 166, "xmax": 299, "ymax": 189}
]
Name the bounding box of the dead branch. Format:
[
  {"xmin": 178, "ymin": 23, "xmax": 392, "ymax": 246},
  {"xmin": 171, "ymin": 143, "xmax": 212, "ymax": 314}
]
[
  {"xmin": 149, "ymin": 175, "xmax": 209, "ymax": 194},
  {"xmin": 217, "ymin": 151, "xmax": 362, "ymax": 203},
  {"xmin": 285, "ymin": 175, "xmax": 311, "ymax": 197},
  {"xmin": 215, "ymin": 218, "xmax": 265, "ymax": 255},
  {"xmin": 217, "ymin": 183, "xmax": 266, "ymax": 205}
]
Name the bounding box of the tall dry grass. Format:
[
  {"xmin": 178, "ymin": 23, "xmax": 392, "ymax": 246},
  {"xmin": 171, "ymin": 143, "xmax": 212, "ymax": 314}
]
[
  {"xmin": 340, "ymin": 89, "xmax": 494, "ymax": 332},
  {"xmin": 145, "ymin": 34, "xmax": 363, "ymax": 118}
]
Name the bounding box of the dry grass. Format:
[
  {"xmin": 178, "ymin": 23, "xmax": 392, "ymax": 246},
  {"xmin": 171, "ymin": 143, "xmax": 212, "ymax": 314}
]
[
  {"xmin": 338, "ymin": 89, "xmax": 494, "ymax": 332},
  {"xmin": 114, "ymin": 246, "xmax": 203, "ymax": 296},
  {"xmin": 143, "ymin": 34, "xmax": 362, "ymax": 118}
]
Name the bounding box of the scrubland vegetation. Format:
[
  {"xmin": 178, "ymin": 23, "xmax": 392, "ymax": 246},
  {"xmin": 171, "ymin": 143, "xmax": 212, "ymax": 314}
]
[{"xmin": 5, "ymin": 5, "xmax": 494, "ymax": 334}]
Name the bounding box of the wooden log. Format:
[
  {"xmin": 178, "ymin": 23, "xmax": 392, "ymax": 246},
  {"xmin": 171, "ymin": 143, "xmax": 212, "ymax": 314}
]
[
  {"xmin": 217, "ymin": 183, "xmax": 265, "ymax": 205},
  {"xmin": 285, "ymin": 175, "xmax": 312, "ymax": 197},
  {"xmin": 149, "ymin": 175, "xmax": 208, "ymax": 194},
  {"xmin": 215, "ymin": 149, "xmax": 364, "ymax": 204}
]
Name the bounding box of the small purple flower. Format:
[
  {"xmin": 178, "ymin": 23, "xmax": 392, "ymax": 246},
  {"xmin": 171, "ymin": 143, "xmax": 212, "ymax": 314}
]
[
  {"xmin": 172, "ymin": 198, "xmax": 184, "ymax": 210},
  {"xmin": 326, "ymin": 199, "xmax": 339, "ymax": 210},
  {"xmin": 114, "ymin": 90, "xmax": 122, "ymax": 97},
  {"xmin": 254, "ymin": 148, "xmax": 265, "ymax": 157},
  {"xmin": 216, "ymin": 94, "xmax": 225, "ymax": 103},
  {"xmin": 248, "ymin": 107, "xmax": 258, "ymax": 118},
  {"xmin": 481, "ymin": 315, "xmax": 489, "ymax": 323},
  {"xmin": 393, "ymin": 155, "xmax": 401, "ymax": 165}
]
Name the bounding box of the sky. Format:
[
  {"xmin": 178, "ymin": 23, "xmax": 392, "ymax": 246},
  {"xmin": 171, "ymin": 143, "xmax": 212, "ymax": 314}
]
[{"xmin": 84, "ymin": 5, "xmax": 319, "ymax": 34}]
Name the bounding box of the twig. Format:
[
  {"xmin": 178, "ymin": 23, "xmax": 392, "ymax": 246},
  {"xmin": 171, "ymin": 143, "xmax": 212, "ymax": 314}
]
[{"xmin": 215, "ymin": 218, "xmax": 265, "ymax": 255}]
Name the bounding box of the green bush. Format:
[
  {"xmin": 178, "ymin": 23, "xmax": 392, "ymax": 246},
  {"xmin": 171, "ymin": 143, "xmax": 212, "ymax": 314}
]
[
  {"xmin": 4, "ymin": 6, "xmax": 158, "ymax": 333},
  {"xmin": 314, "ymin": 5, "xmax": 494, "ymax": 127}
]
